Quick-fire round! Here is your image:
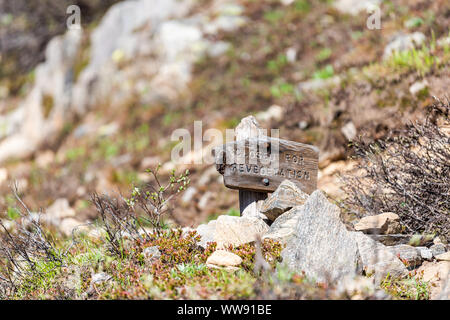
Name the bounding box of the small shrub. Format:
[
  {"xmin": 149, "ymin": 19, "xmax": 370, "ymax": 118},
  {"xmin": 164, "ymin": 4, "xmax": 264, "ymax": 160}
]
[
  {"xmin": 343, "ymin": 98, "xmax": 450, "ymax": 240},
  {"xmin": 92, "ymin": 166, "xmax": 190, "ymax": 256},
  {"xmin": 0, "ymin": 185, "xmax": 65, "ymax": 298}
]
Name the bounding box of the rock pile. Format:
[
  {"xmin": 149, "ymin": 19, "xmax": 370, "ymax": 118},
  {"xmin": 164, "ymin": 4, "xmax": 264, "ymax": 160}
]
[{"xmin": 196, "ymin": 179, "xmax": 449, "ymax": 298}]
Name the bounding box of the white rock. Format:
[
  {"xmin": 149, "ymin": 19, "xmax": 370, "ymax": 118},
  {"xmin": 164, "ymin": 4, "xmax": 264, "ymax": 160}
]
[
  {"xmin": 436, "ymin": 252, "xmax": 450, "ymax": 262},
  {"xmin": 214, "ymin": 215, "xmax": 269, "ymax": 248},
  {"xmin": 59, "ymin": 218, "xmax": 82, "ymax": 237},
  {"xmin": 354, "ymin": 212, "xmax": 402, "ymax": 235},
  {"xmin": 198, "ymin": 191, "xmax": 214, "ymax": 210},
  {"xmin": 0, "ymin": 168, "xmax": 8, "ymax": 185},
  {"xmin": 91, "ymin": 272, "xmax": 111, "ymax": 284},
  {"xmin": 341, "ymin": 122, "xmax": 357, "ymax": 141},
  {"xmin": 143, "ymin": 246, "xmax": 161, "ymax": 262},
  {"xmin": 196, "ymin": 220, "xmax": 217, "ymax": 248},
  {"xmin": 409, "ymin": 80, "xmax": 429, "ymax": 96},
  {"xmin": 383, "ymin": 32, "xmax": 426, "ymax": 59},
  {"xmin": 46, "ymin": 198, "xmax": 76, "ymax": 222},
  {"xmin": 285, "ymin": 47, "xmax": 297, "ymax": 62},
  {"xmin": 417, "ymin": 247, "xmax": 433, "ymax": 260},
  {"xmin": 182, "ymin": 186, "xmax": 198, "ymax": 203},
  {"xmin": 255, "ymin": 105, "xmax": 284, "ymax": 123},
  {"xmin": 333, "ymin": 0, "xmax": 381, "ymax": 15},
  {"xmin": 206, "ymin": 250, "xmax": 242, "ymax": 267}
]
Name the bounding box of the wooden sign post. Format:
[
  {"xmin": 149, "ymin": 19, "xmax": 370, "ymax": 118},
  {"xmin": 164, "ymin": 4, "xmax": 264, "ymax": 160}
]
[{"xmin": 214, "ymin": 117, "xmax": 319, "ymax": 214}]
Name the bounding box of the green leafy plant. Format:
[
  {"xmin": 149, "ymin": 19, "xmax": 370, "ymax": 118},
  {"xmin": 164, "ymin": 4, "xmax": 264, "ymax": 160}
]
[{"xmin": 313, "ymin": 64, "xmax": 334, "ymax": 80}]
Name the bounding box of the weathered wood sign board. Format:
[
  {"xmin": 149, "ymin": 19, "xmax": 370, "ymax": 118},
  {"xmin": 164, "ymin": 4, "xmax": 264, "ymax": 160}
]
[{"xmin": 214, "ymin": 136, "xmax": 319, "ymax": 195}]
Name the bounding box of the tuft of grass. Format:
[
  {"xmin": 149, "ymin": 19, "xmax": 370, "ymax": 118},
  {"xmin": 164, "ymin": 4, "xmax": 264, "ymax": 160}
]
[
  {"xmin": 386, "ymin": 40, "xmax": 439, "ymax": 76},
  {"xmin": 312, "ymin": 64, "xmax": 334, "ymax": 80},
  {"xmin": 381, "ymin": 274, "xmax": 430, "ymax": 300}
]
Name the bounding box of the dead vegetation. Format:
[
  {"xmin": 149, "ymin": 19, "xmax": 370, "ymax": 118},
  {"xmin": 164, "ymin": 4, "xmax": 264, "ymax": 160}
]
[
  {"xmin": 343, "ymin": 97, "xmax": 450, "ymax": 240},
  {"xmin": 0, "ymin": 184, "xmax": 65, "ymax": 298}
]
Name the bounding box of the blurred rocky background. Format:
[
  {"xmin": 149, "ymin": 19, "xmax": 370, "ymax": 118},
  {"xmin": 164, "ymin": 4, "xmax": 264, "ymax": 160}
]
[{"xmin": 0, "ymin": 0, "xmax": 448, "ymax": 230}]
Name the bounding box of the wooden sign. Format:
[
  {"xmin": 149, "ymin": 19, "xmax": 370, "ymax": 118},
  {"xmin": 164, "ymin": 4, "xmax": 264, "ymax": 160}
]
[
  {"xmin": 214, "ymin": 115, "xmax": 319, "ymax": 214},
  {"xmin": 214, "ymin": 136, "xmax": 319, "ymax": 194}
]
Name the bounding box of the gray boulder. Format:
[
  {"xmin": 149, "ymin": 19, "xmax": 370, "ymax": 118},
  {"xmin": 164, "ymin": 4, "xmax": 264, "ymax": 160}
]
[
  {"xmin": 262, "ymin": 206, "xmax": 301, "ymax": 245},
  {"xmin": 430, "ymin": 244, "xmax": 447, "ymax": 257},
  {"xmin": 352, "ymin": 232, "xmax": 408, "ymax": 284},
  {"xmin": 417, "ymin": 247, "xmax": 433, "ymax": 261},
  {"xmin": 387, "ymin": 244, "xmax": 422, "ymax": 267},
  {"xmin": 354, "ymin": 212, "xmax": 402, "ymax": 235},
  {"xmin": 281, "ymin": 190, "xmax": 361, "ymax": 284},
  {"xmin": 260, "ymin": 179, "xmax": 309, "ymax": 222},
  {"xmin": 196, "ymin": 220, "xmax": 217, "ymax": 248}
]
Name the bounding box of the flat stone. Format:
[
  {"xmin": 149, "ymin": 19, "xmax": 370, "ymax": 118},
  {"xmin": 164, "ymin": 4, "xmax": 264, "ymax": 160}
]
[
  {"xmin": 143, "ymin": 246, "xmax": 161, "ymax": 262},
  {"xmin": 354, "ymin": 212, "xmax": 402, "ymax": 235},
  {"xmin": 241, "ymin": 199, "xmax": 269, "ymax": 223},
  {"xmin": 281, "ymin": 190, "xmax": 361, "ymax": 284},
  {"xmin": 430, "ymin": 244, "xmax": 447, "ymax": 257},
  {"xmin": 387, "ymin": 245, "xmax": 422, "ymax": 267},
  {"xmin": 352, "ymin": 232, "xmax": 408, "ymax": 284},
  {"xmin": 383, "ymin": 32, "xmax": 426, "ymax": 59},
  {"xmin": 260, "ymin": 179, "xmax": 309, "ymax": 222},
  {"xmin": 214, "ymin": 215, "xmax": 269, "ymax": 248},
  {"xmin": 333, "ymin": 0, "xmax": 381, "ymax": 15},
  {"xmin": 206, "ymin": 250, "xmax": 243, "ymax": 267},
  {"xmin": 262, "ymin": 206, "xmax": 301, "ymax": 245},
  {"xmin": 416, "ymin": 261, "xmax": 450, "ymax": 299},
  {"xmin": 196, "ymin": 220, "xmax": 217, "ymax": 248},
  {"xmin": 436, "ymin": 252, "xmax": 450, "ymax": 262},
  {"xmin": 367, "ymin": 234, "xmax": 412, "ymax": 246},
  {"xmin": 417, "ymin": 247, "xmax": 433, "ymax": 261}
]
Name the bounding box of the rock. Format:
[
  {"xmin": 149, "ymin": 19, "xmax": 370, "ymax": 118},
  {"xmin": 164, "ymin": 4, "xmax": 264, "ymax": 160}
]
[
  {"xmin": 281, "ymin": 190, "xmax": 361, "ymax": 284},
  {"xmin": 207, "ymin": 41, "xmax": 231, "ymax": 57},
  {"xmin": 198, "ymin": 191, "xmax": 214, "ymax": 210},
  {"xmin": 46, "ymin": 198, "xmax": 76, "ymax": 222},
  {"xmin": 298, "ymin": 76, "xmax": 341, "ymax": 92},
  {"xmin": 260, "ymin": 180, "xmax": 309, "ymax": 222},
  {"xmin": 0, "ymin": 168, "xmax": 7, "ymax": 185},
  {"xmin": 262, "ymin": 206, "xmax": 300, "ymax": 245},
  {"xmin": 387, "ymin": 245, "xmax": 422, "ymax": 267},
  {"xmin": 143, "ymin": 246, "xmax": 161, "ymax": 262},
  {"xmin": 352, "ymin": 232, "xmax": 409, "ymax": 283},
  {"xmin": 139, "ymin": 156, "xmax": 161, "ymax": 170},
  {"xmin": 60, "ymin": 218, "xmax": 83, "ymax": 237},
  {"xmin": 354, "ymin": 212, "xmax": 402, "ymax": 235},
  {"xmin": 214, "ymin": 215, "xmax": 269, "ymax": 248},
  {"xmin": 206, "ymin": 250, "xmax": 242, "ymax": 267},
  {"xmin": 417, "ymin": 247, "xmax": 433, "ymax": 261},
  {"xmin": 333, "ymin": 0, "xmax": 381, "ymax": 15},
  {"xmin": 436, "ymin": 252, "xmax": 450, "ymax": 262},
  {"xmin": 416, "ymin": 261, "xmax": 450, "ymax": 299},
  {"xmin": 366, "ymin": 234, "xmax": 424, "ymax": 246},
  {"xmin": 433, "ymin": 236, "xmax": 445, "ymax": 245},
  {"xmin": 181, "ymin": 186, "xmax": 197, "ymax": 203},
  {"xmin": 285, "ymin": 47, "xmax": 297, "ymax": 62},
  {"xmin": 35, "ymin": 150, "xmax": 55, "ymax": 168},
  {"xmin": 341, "ymin": 121, "xmax": 357, "ymax": 141},
  {"xmin": 196, "ymin": 220, "xmax": 217, "ymax": 248},
  {"xmin": 234, "ymin": 115, "xmax": 264, "ymax": 141},
  {"xmin": 0, "ymin": 29, "xmax": 82, "ymax": 164},
  {"xmin": 241, "ymin": 200, "xmax": 268, "ymax": 222},
  {"xmin": 336, "ymin": 275, "xmax": 379, "ymax": 299},
  {"xmin": 430, "ymin": 244, "xmax": 447, "ymax": 257},
  {"xmin": 255, "ymin": 105, "xmax": 284, "ymax": 123},
  {"xmin": 383, "ymin": 32, "xmax": 426, "ymax": 59},
  {"xmin": 197, "ymin": 166, "xmax": 218, "ymax": 187},
  {"xmin": 91, "ymin": 272, "xmax": 111, "ymax": 285},
  {"xmin": 409, "ymin": 80, "xmax": 429, "ymax": 96}
]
